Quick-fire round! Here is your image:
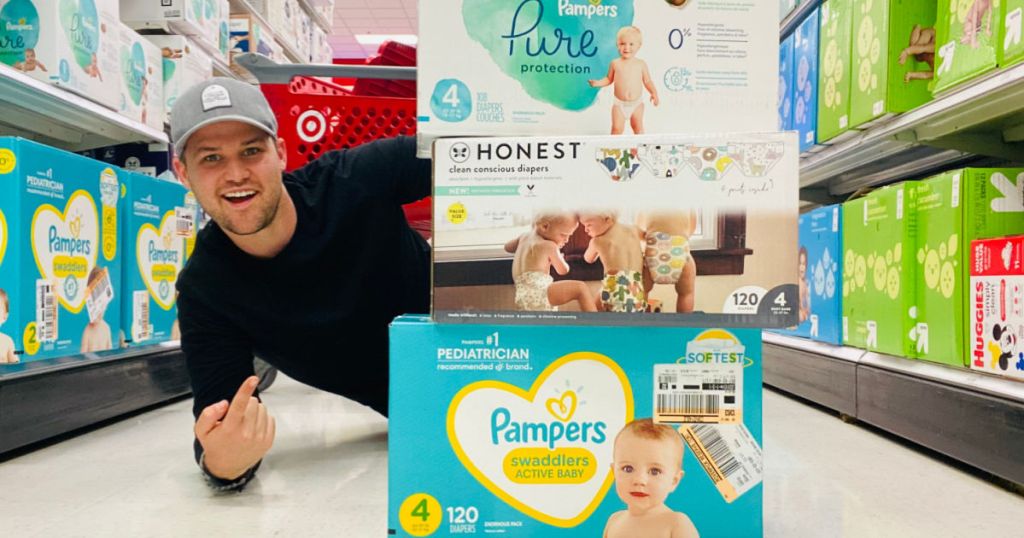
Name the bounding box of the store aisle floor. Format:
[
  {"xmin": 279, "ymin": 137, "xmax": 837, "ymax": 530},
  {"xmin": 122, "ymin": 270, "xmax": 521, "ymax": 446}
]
[{"xmin": 2, "ymin": 375, "xmax": 1020, "ymax": 537}]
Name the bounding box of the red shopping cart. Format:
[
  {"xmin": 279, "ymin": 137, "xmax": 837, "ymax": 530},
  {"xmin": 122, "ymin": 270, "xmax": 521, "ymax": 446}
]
[{"xmin": 236, "ymin": 54, "xmax": 429, "ymax": 238}]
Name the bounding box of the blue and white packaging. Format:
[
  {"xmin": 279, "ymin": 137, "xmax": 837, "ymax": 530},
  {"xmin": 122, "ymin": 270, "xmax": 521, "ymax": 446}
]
[
  {"xmin": 121, "ymin": 171, "xmax": 193, "ymax": 346},
  {"xmin": 0, "ymin": 137, "xmax": 122, "ymax": 361},
  {"xmin": 389, "ymin": 318, "xmax": 763, "ymax": 537},
  {"xmin": 773, "ymin": 204, "xmax": 843, "ymax": 344},
  {"xmin": 792, "ymin": 7, "xmax": 820, "ymax": 153},
  {"xmin": 779, "ymin": 34, "xmax": 795, "ymax": 132},
  {"xmin": 79, "ymin": 142, "xmax": 173, "ymax": 178}
]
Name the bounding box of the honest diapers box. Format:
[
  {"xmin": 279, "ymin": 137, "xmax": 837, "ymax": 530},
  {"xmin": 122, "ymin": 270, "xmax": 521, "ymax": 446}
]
[
  {"xmin": 389, "ymin": 318, "xmax": 763, "ymax": 537},
  {"xmin": 1002, "ymin": 0, "xmax": 1024, "ymax": 66},
  {"xmin": 0, "ymin": 0, "xmax": 120, "ymax": 110},
  {"xmin": 0, "ymin": 137, "xmax": 122, "ymax": 361},
  {"xmin": 115, "ymin": 24, "xmax": 165, "ymax": 131},
  {"xmin": 794, "ymin": 7, "xmax": 820, "ymax": 153},
  {"xmin": 121, "ymin": 171, "xmax": 192, "ymax": 346},
  {"xmin": 969, "ymin": 236, "xmax": 1024, "ymax": 379},
  {"xmin": 842, "ymin": 184, "xmax": 917, "ymax": 357},
  {"xmin": 934, "ymin": 0, "xmax": 1003, "ymax": 92},
  {"xmin": 432, "ymin": 132, "xmax": 799, "ymax": 328},
  {"xmin": 779, "ymin": 34, "xmax": 795, "ymax": 132},
  {"xmin": 849, "ymin": 0, "xmax": 936, "ymax": 129},
  {"xmin": 817, "ymin": 0, "xmax": 855, "ymax": 142},
  {"xmin": 416, "ymin": 0, "xmax": 779, "ymax": 157},
  {"xmin": 773, "ymin": 205, "xmax": 843, "ymax": 345},
  {"xmin": 143, "ymin": 35, "xmax": 212, "ymax": 115}
]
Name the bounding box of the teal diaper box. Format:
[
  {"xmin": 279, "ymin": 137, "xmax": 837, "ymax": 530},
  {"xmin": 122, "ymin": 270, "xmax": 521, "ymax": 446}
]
[
  {"xmin": 389, "ymin": 318, "xmax": 763, "ymax": 537},
  {"xmin": 0, "ymin": 137, "xmax": 122, "ymax": 361},
  {"xmin": 794, "ymin": 7, "xmax": 820, "ymax": 153},
  {"xmin": 779, "ymin": 34, "xmax": 795, "ymax": 132},
  {"xmin": 121, "ymin": 171, "xmax": 194, "ymax": 346}
]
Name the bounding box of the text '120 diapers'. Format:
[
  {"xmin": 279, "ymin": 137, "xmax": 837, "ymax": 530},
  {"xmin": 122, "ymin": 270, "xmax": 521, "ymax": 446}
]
[
  {"xmin": 970, "ymin": 236, "xmax": 1024, "ymax": 380},
  {"xmin": 389, "ymin": 318, "xmax": 763, "ymax": 537},
  {"xmin": 0, "ymin": 137, "xmax": 122, "ymax": 362},
  {"xmin": 115, "ymin": 23, "xmax": 165, "ymax": 131},
  {"xmin": 121, "ymin": 171, "xmax": 194, "ymax": 346},
  {"xmin": 416, "ymin": 0, "xmax": 779, "ymax": 157},
  {"xmin": 0, "ymin": 0, "xmax": 120, "ymax": 110}
]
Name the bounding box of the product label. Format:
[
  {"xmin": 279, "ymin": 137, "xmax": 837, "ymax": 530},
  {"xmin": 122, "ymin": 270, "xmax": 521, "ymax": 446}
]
[
  {"xmin": 680, "ymin": 422, "xmax": 763, "ymax": 503},
  {"xmin": 653, "ymin": 363, "xmax": 741, "ymax": 425},
  {"xmin": 35, "ymin": 279, "xmax": 57, "ymax": 343},
  {"xmin": 133, "ymin": 289, "xmax": 151, "ymax": 342},
  {"xmin": 84, "ymin": 266, "xmax": 113, "ymax": 323}
]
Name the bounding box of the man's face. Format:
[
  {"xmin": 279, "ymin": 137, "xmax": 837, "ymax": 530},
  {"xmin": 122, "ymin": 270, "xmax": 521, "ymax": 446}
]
[
  {"xmin": 612, "ymin": 432, "xmax": 683, "ymax": 514},
  {"xmin": 173, "ymin": 122, "xmax": 287, "ymax": 237}
]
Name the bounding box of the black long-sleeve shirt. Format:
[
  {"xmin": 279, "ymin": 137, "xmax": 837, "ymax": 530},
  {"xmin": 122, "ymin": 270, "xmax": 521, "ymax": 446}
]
[{"xmin": 176, "ymin": 136, "xmax": 431, "ymax": 481}]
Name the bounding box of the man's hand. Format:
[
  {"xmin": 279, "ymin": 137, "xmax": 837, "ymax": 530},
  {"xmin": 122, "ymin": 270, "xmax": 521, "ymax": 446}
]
[{"xmin": 195, "ymin": 376, "xmax": 276, "ymax": 480}]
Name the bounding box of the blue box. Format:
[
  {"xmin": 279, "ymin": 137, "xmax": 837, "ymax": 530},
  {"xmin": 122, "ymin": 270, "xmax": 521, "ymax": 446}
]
[
  {"xmin": 779, "ymin": 34, "xmax": 795, "ymax": 132},
  {"xmin": 79, "ymin": 143, "xmax": 174, "ymax": 178},
  {"xmin": 0, "ymin": 138, "xmax": 122, "ymax": 362},
  {"xmin": 792, "ymin": 8, "xmax": 820, "ymax": 153},
  {"xmin": 121, "ymin": 171, "xmax": 194, "ymax": 346},
  {"xmin": 389, "ymin": 318, "xmax": 763, "ymax": 537}
]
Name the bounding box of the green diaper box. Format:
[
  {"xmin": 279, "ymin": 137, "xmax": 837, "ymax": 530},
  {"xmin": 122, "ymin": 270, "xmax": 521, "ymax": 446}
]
[
  {"xmin": 818, "ymin": 0, "xmax": 856, "ymax": 142},
  {"xmin": 849, "ymin": 0, "xmax": 937, "ymax": 128},
  {"xmin": 1002, "ymin": 0, "xmax": 1024, "ymax": 66},
  {"xmin": 935, "ymin": 0, "xmax": 1003, "ymax": 92},
  {"xmin": 843, "ymin": 184, "xmax": 917, "ymax": 357}
]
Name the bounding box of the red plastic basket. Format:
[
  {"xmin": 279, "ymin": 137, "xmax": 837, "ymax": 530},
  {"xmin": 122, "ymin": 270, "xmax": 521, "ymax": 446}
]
[{"xmin": 258, "ymin": 77, "xmax": 430, "ymax": 237}]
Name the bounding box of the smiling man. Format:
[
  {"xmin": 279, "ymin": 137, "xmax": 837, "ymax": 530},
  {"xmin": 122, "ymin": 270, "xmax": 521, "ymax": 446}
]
[{"xmin": 170, "ymin": 78, "xmax": 431, "ymax": 491}]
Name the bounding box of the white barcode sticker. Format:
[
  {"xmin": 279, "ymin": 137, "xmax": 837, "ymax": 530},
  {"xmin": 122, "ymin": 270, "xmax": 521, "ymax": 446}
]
[
  {"xmin": 832, "ymin": 207, "xmax": 839, "ymax": 232},
  {"xmin": 653, "ymin": 363, "xmax": 742, "ymax": 425},
  {"xmin": 896, "ymin": 189, "xmax": 904, "ymax": 220},
  {"xmin": 36, "ymin": 279, "xmax": 58, "ymax": 343},
  {"xmin": 175, "ymin": 206, "xmax": 195, "ymax": 237},
  {"xmin": 839, "ymin": 115, "xmax": 848, "ymax": 129},
  {"xmin": 85, "ymin": 268, "xmax": 114, "ymax": 324},
  {"xmin": 133, "ymin": 290, "xmax": 151, "ymax": 342},
  {"xmin": 680, "ymin": 423, "xmax": 763, "ymax": 503},
  {"xmin": 951, "ymin": 174, "xmax": 960, "ymax": 208},
  {"xmin": 873, "ymin": 101, "xmax": 884, "ymax": 116}
]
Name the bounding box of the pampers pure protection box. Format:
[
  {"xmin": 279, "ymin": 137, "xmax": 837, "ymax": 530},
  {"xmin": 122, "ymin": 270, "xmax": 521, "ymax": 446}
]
[
  {"xmin": 115, "ymin": 24, "xmax": 165, "ymax": 131},
  {"xmin": 416, "ymin": 0, "xmax": 779, "ymax": 157},
  {"xmin": 969, "ymin": 236, "xmax": 1024, "ymax": 380},
  {"xmin": 143, "ymin": 34, "xmax": 212, "ymax": 115},
  {"xmin": 843, "ymin": 184, "xmax": 918, "ymax": 357},
  {"xmin": 389, "ymin": 318, "xmax": 763, "ymax": 537},
  {"xmin": 121, "ymin": 171, "xmax": 193, "ymax": 346},
  {"xmin": 817, "ymin": 0, "xmax": 855, "ymax": 143},
  {"xmin": 0, "ymin": 0, "xmax": 120, "ymax": 110},
  {"xmin": 431, "ymin": 132, "xmax": 799, "ymax": 328},
  {"xmin": 0, "ymin": 137, "xmax": 121, "ymax": 361},
  {"xmin": 793, "ymin": 7, "xmax": 820, "ymax": 153}
]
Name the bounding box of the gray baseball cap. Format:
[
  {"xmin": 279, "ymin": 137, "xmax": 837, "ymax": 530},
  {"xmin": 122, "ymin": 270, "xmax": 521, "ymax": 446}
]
[{"xmin": 169, "ymin": 77, "xmax": 278, "ymax": 155}]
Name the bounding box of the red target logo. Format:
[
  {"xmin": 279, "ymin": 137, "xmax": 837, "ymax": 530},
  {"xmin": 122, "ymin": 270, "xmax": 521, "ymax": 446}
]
[{"xmin": 296, "ymin": 110, "xmax": 327, "ymax": 143}]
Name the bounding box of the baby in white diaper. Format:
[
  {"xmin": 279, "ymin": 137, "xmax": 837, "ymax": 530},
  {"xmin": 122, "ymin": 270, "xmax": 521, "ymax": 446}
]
[
  {"xmin": 580, "ymin": 211, "xmax": 647, "ymax": 313},
  {"xmin": 505, "ymin": 213, "xmax": 596, "ymax": 312},
  {"xmin": 0, "ymin": 289, "xmax": 18, "ymax": 364},
  {"xmin": 14, "ymin": 48, "xmax": 47, "ymax": 73},
  {"xmin": 81, "ymin": 267, "xmax": 113, "ymax": 353},
  {"xmin": 636, "ymin": 211, "xmax": 697, "ymax": 313},
  {"xmin": 589, "ymin": 26, "xmax": 659, "ymax": 135}
]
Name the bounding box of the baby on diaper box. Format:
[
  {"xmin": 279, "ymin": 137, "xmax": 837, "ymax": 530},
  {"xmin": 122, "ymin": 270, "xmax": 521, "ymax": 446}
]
[
  {"xmin": 433, "ymin": 132, "xmax": 799, "ymax": 328},
  {"xmin": 417, "ymin": 0, "xmax": 779, "ymax": 156},
  {"xmin": 0, "ymin": 137, "xmax": 122, "ymax": 361},
  {"xmin": 115, "ymin": 23, "xmax": 166, "ymax": 131},
  {"xmin": 389, "ymin": 318, "xmax": 763, "ymax": 537}
]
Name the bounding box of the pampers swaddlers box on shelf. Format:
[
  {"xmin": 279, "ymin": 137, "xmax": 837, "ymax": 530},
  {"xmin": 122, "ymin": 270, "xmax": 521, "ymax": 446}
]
[
  {"xmin": 969, "ymin": 236, "xmax": 1024, "ymax": 380},
  {"xmin": 389, "ymin": 318, "xmax": 764, "ymax": 537},
  {"xmin": 0, "ymin": 138, "xmax": 121, "ymax": 361},
  {"xmin": 0, "ymin": 0, "xmax": 120, "ymax": 110},
  {"xmin": 121, "ymin": 171, "xmax": 193, "ymax": 346},
  {"xmin": 793, "ymin": 7, "xmax": 820, "ymax": 153},
  {"xmin": 416, "ymin": 0, "xmax": 779, "ymax": 157}
]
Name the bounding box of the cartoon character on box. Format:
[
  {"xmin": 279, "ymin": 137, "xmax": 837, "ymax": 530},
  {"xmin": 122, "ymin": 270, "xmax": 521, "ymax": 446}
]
[{"xmin": 990, "ymin": 323, "xmax": 1021, "ymax": 371}]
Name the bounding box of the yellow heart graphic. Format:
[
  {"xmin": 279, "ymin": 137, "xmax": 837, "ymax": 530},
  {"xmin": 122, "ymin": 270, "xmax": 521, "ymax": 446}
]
[
  {"xmin": 0, "ymin": 210, "xmax": 8, "ymax": 268},
  {"xmin": 546, "ymin": 391, "xmax": 578, "ymax": 422},
  {"xmin": 136, "ymin": 211, "xmax": 186, "ymax": 311},
  {"xmin": 30, "ymin": 190, "xmax": 99, "ymax": 313},
  {"xmin": 447, "ymin": 352, "xmax": 633, "ymax": 528}
]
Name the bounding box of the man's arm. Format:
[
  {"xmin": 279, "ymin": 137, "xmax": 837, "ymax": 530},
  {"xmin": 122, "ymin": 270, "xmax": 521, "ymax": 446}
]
[{"xmin": 293, "ymin": 135, "xmax": 431, "ymax": 205}]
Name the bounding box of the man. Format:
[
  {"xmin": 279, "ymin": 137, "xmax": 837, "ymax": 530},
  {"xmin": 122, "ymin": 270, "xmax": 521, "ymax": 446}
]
[{"xmin": 171, "ymin": 78, "xmax": 431, "ymax": 491}]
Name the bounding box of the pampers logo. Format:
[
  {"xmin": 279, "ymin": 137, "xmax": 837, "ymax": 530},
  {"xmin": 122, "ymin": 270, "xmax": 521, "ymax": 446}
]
[
  {"xmin": 683, "ymin": 329, "xmax": 753, "ymax": 367},
  {"xmin": 557, "ymin": 0, "xmax": 619, "ymax": 18},
  {"xmin": 48, "ymin": 217, "xmax": 91, "ymax": 257},
  {"xmin": 448, "ymin": 352, "xmax": 632, "ymax": 527},
  {"xmin": 6, "ymin": 18, "xmax": 34, "ymax": 31},
  {"xmin": 147, "ymin": 236, "xmax": 179, "ymax": 265}
]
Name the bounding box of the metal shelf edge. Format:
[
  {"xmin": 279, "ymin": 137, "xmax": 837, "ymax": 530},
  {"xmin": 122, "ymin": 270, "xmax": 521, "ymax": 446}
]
[
  {"xmin": 298, "ymin": 0, "xmax": 332, "ymax": 34},
  {"xmin": 0, "ymin": 342, "xmax": 182, "ymax": 383},
  {"xmin": 858, "ymin": 352, "xmax": 1024, "ymax": 404},
  {"xmin": 230, "ymin": 0, "xmax": 306, "ymax": 64},
  {"xmin": 762, "ymin": 333, "xmax": 865, "ymax": 363},
  {"xmin": 780, "ymin": 0, "xmax": 821, "ymax": 39}
]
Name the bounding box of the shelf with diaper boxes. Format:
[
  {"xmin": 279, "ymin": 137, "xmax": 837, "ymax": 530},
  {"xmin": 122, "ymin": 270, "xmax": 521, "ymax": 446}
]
[{"xmin": 778, "ymin": 0, "xmax": 1024, "ymax": 198}]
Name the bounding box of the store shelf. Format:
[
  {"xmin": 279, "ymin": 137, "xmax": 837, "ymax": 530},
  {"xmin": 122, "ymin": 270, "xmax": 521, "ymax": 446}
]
[
  {"xmin": 230, "ymin": 0, "xmax": 306, "ymax": 64},
  {"xmin": 298, "ymin": 0, "xmax": 332, "ymax": 34},
  {"xmin": 0, "ymin": 64, "xmax": 168, "ymax": 151},
  {"xmin": 0, "ymin": 343, "xmax": 190, "ymax": 455},
  {"xmin": 800, "ymin": 61, "xmax": 1024, "ymax": 195},
  {"xmin": 780, "ymin": 0, "xmax": 820, "ymax": 39},
  {"xmin": 763, "ymin": 334, "xmax": 1024, "ymax": 485}
]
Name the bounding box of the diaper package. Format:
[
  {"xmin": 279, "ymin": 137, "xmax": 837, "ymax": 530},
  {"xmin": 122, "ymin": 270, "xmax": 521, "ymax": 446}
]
[
  {"xmin": 0, "ymin": 0, "xmax": 120, "ymax": 110},
  {"xmin": 79, "ymin": 142, "xmax": 173, "ymax": 178},
  {"xmin": 230, "ymin": 14, "xmax": 274, "ymax": 63},
  {"xmin": 773, "ymin": 205, "xmax": 843, "ymax": 345},
  {"xmin": 432, "ymin": 132, "xmax": 799, "ymax": 328},
  {"xmin": 843, "ymin": 184, "xmax": 918, "ymax": 357},
  {"xmin": 416, "ymin": 0, "xmax": 779, "ymax": 157},
  {"xmin": 779, "ymin": 34, "xmax": 795, "ymax": 132},
  {"xmin": 969, "ymin": 235, "xmax": 1024, "ymax": 380},
  {"xmin": 143, "ymin": 35, "xmax": 212, "ymax": 115},
  {"xmin": 849, "ymin": 0, "xmax": 936, "ymax": 129},
  {"xmin": 817, "ymin": 0, "xmax": 855, "ymax": 143},
  {"xmin": 1002, "ymin": 0, "xmax": 1024, "ymax": 66},
  {"xmin": 0, "ymin": 137, "xmax": 122, "ymax": 361},
  {"xmin": 121, "ymin": 171, "xmax": 193, "ymax": 346},
  {"xmin": 114, "ymin": 23, "xmax": 165, "ymax": 131},
  {"xmin": 389, "ymin": 318, "xmax": 763, "ymax": 537},
  {"xmin": 120, "ymin": 0, "xmax": 203, "ymax": 37},
  {"xmin": 934, "ymin": 0, "xmax": 1003, "ymax": 92},
  {"xmin": 793, "ymin": 7, "xmax": 820, "ymax": 153}
]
